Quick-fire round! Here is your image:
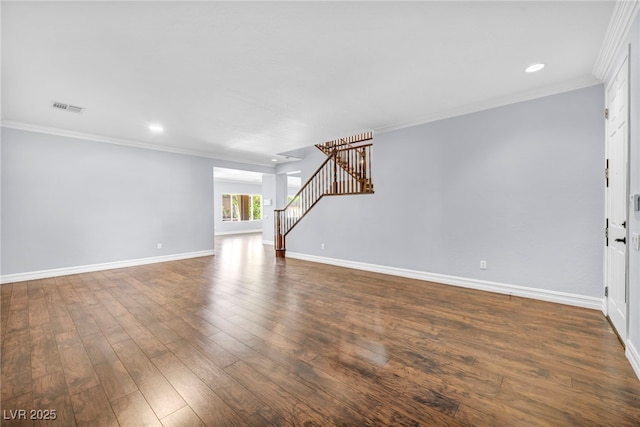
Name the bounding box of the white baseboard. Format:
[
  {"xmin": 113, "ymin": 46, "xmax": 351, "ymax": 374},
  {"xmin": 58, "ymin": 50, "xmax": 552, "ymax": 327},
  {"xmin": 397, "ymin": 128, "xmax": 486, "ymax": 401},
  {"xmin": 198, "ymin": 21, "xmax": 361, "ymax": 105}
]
[
  {"xmin": 286, "ymin": 252, "xmax": 602, "ymax": 310},
  {"xmin": 0, "ymin": 250, "xmax": 215, "ymax": 284},
  {"xmin": 262, "ymin": 240, "xmax": 274, "ymax": 246},
  {"xmin": 215, "ymin": 230, "xmax": 262, "ymax": 236},
  {"xmin": 626, "ymin": 340, "xmax": 640, "ymax": 381}
]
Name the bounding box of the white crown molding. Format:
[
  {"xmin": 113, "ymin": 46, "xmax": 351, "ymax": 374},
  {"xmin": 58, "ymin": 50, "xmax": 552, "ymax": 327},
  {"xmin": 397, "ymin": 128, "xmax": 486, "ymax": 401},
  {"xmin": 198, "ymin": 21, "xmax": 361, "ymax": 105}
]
[
  {"xmin": 1, "ymin": 120, "xmax": 218, "ymax": 158},
  {"xmin": 376, "ymin": 76, "xmax": 603, "ymax": 134},
  {"xmin": 0, "ymin": 120, "xmax": 279, "ymax": 168},
  {"xmin": 593, "ymin": 0, "xmax": 640, "ymax": 80},
  {"xmin": 286, "ymin": 252, "xmax": 603, "ymax": 310},
  {"xmin": 2, "ymin": 78, "xmax": 602, "ymax": 162},
  {"xmin": 0, "ymin": 250, "xmax": 214, "ymax": 284}
]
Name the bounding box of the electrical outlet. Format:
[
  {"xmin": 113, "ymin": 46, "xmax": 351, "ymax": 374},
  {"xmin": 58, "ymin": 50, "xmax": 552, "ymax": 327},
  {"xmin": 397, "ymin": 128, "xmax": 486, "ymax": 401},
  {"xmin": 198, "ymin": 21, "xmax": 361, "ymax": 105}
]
[
  {"xmin": 157, "ymin": 243, "xmax": 162, "ymax": 249},
  {"xmin": 480, "ymin": 260, "xmax": 487, "ymax": 270},
  {"xmin": 321, "ymin": 243, "xmax": 325, "ymax": 250},
  {"xmin": 632, "ymin": 233, "xmax": 640, "ymax": 251}
]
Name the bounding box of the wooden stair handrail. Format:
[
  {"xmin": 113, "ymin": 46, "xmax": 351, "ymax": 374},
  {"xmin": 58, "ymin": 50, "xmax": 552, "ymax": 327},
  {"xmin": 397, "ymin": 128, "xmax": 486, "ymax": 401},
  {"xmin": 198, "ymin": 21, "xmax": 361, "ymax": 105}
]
[
  {"xmin": 315, "ymin": 131, "xmax": 373, "ymax": 154},
  {"xmin": 316, "ymin": 132, "xmax": 373, "ymax": 182},
  {"xmin": 278, "ymin": 144, "xmax": 372, "ymax": 214},
  {"xmin": 333, "ymin": 145, "xmax": 370, "ymax": 182},
  {"xmin": 278, "ymin": 152, "xmax": 335, "ymax": 214},
  {"xmin": 274, "ymin": 143, "xmax": 373, "ymax": 257}
]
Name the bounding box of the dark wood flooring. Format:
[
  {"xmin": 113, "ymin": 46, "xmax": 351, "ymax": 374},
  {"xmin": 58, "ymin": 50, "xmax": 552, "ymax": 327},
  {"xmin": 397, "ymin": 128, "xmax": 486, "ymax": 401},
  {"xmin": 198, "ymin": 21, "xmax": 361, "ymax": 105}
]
[{"xmin": 2, "ymin": 233, "xmax": 640, "ymax": 426}]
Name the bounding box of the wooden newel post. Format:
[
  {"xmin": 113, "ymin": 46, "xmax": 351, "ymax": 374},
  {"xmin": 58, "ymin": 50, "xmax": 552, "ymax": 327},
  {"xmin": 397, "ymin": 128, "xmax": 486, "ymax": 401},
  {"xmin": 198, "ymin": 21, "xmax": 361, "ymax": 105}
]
[{"xmin": 274, "ymin": 210, "xmax": 286, "ymax": 257}]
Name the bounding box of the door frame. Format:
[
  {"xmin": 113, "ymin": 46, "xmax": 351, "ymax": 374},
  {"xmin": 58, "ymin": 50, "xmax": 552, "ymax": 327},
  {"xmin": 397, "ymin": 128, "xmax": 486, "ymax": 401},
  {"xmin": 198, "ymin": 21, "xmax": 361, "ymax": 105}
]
[{"xmin": 604, "ymin": 46, "xmax": 631, "ymax": 344}]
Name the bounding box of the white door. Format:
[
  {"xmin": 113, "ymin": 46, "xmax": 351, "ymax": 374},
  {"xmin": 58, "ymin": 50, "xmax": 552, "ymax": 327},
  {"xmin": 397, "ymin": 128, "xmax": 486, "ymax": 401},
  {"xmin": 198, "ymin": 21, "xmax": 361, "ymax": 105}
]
[{"xmin": 606, "ymin": 53, "xmax": 629, "ymax": 342}]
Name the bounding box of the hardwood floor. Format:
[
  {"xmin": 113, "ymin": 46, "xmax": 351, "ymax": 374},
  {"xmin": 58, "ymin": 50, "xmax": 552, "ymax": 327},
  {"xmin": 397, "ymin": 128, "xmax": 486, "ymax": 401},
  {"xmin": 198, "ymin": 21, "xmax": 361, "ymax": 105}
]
[{"xmin": 2, "ymin": 232, "xmax": 640, "ymax": 426}]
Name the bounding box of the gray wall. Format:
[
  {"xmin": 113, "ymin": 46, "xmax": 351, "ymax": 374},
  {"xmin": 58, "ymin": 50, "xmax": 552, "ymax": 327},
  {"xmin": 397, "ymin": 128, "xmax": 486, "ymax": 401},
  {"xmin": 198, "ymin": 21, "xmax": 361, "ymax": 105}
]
[
  {"xmin": 285, "ymin": 85, "xmax": 604, "ymax": 297},
  {"xmin": 213, "ymin": 180, "xmax": 263, "ymax": 234},
  {"xmin": 1, "ymin": 128, "xmax": 218, "ymax": 275}
]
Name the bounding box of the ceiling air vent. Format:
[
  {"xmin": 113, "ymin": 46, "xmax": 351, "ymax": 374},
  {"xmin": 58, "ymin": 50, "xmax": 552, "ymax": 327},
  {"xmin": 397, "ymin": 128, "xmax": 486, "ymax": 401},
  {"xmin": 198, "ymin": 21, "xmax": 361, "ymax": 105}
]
[{"xmin": 51, "ymin": 101, "xmax": 85, "ymax": 114}]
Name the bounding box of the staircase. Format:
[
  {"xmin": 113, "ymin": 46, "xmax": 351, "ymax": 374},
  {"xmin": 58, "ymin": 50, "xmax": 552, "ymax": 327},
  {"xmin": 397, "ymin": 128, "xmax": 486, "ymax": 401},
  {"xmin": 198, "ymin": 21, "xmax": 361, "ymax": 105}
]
[{"xmin": 274, "ymin": 132, "xmax": 374, "ymax": 257}]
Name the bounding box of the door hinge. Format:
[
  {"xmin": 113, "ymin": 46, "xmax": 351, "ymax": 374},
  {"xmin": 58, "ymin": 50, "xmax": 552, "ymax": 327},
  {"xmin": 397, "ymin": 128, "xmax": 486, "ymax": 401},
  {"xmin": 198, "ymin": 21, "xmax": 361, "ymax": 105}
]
[
  {"xmin": 605, "ymin": 159, "xmax": 609, "ymax": 187},
  {"xmin": 605, "ymin": 108, "xmax": 609, "ymax": 119},
  {"xmin": 606, "ymin": 218, "xmax": 609, "ymax": 246},
  {"xmin": 605, "ymin": 286, "xmax": 608, "ymax": 297}
]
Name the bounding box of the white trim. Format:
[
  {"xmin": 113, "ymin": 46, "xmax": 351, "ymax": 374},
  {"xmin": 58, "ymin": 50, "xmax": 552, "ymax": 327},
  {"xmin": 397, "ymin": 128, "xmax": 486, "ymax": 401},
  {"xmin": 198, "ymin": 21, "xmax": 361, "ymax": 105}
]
[
  {"xmin": 286, "ymin": 252, "xmax": 602, "ymax": 310},
  {"xmin": 262, "ymin": 240, "xmax": 274, "ymax": 246},
  {"xmin": 215, "ymin": 229, "xmax": 262, "ymax": 236},
  {"xmin": 376, "ymin": 77, "xmax": 602, "ymax": 134},
  {"xmin": 2, "ymin": 83, "xmax": 604, "ymax": 169},
  {"xmin": 626, "ymin": 340, "xmax": 640, "ymax": 380},
  {"xmin": 593, "ymin": 0, "xmax": 640, "ymax": 80},
  {"xmin": 0, "ymin": 250, "xmax": 215, "ymax": 284},
  {"xmin": 624, "ymin": 340, "xmax": 640, "ymax": 379},
  {"xmin": 0, "ymin": 121, "xmax": 279, "ymax": 167}
]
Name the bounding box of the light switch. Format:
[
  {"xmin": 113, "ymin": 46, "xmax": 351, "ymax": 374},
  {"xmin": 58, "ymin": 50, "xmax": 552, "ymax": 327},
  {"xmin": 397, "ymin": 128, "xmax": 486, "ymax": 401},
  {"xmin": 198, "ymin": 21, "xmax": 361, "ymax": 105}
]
[{"xmin": 632, "ymin": 233, "xmax": 640, "ymax": 251}]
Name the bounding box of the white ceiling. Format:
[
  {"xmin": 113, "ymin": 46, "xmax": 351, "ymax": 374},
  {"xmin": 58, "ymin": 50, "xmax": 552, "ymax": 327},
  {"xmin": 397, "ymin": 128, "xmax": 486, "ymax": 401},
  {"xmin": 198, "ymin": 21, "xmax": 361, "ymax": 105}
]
[{"xmin": 1, "ymin": 1, "xmax": 617, "ymax": 167}]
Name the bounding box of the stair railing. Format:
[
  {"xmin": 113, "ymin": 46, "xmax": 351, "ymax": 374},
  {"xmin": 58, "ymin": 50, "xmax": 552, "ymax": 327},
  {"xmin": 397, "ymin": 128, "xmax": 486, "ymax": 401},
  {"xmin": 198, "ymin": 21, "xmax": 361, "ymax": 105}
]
[
  {"xmin": 274, "ymin": 143, "xmax": 373, "ymax": 257},
  {"xmin": 315, "ymin": 131, "xmax": 373, "ymax": 156}
]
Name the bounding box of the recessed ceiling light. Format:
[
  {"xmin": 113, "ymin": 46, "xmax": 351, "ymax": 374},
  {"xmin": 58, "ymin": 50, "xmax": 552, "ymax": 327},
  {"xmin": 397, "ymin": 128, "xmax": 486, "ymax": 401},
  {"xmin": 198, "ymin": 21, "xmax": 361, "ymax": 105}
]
[
  {"xmin": 149, "ymin": 123, "xmax": 164, "ymax": 133},
  {"xmin": 271, "ymin": 158, "xmax": 278, "ymax": 162},
  {"xmin": 525, "ymin": 63, "xmax": 545, "ymax": 73}
]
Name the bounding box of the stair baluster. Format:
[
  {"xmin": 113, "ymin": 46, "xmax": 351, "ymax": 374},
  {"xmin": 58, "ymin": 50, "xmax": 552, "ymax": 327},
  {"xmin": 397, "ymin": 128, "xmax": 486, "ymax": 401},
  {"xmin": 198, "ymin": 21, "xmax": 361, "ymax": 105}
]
[{"xmin": 274, "ymin": 142, "xmax": 374, "ymax": 257}]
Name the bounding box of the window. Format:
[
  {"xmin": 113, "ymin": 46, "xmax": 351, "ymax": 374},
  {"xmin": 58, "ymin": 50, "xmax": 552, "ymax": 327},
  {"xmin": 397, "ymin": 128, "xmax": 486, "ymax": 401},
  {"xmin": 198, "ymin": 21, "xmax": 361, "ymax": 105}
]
[{"xmin": 222, "ymin": 194, "xmax": 262, "ymax": 221}]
